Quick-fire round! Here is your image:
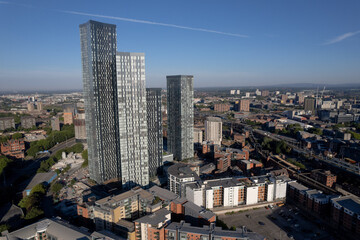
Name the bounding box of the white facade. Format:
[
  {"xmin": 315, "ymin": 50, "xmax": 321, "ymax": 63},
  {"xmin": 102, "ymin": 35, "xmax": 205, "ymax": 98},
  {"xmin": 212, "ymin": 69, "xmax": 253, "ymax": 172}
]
[
  {"xmin": 223, "ymin": 186, "xmax": 239, "ymax": 207},
  {"xmin": 205, "ymin": 189, "xmax": 214, "ymax": 209},
  {"xmin": 255, "ymin": 89, "xmax": 261, "ymax": 96},
  {"xmin": 205, "ymin": 117, "xmax": 222, "ymax": 146},
  {"xmin": 230, "ymin": 90, "xmax": 235, "ymax": 95},
  {"xmin": 246, "ymin": 186, "xmax": 258, "ymax": 205},
  {"xmin": 116, "ymin": 52, "xmax": 149, "ymax": 188},
  {"xmin": 274, "ymin": 180, "xmax": 287, "ymax": 199},
  {"xmin": 186, "ymin": 186, "xmax": 203, "ymax": 207},
  {"xmin": 245, "ymin": 92, "xmax": 250, "ymax": 98},
  {"xmin": 266, "ymin": 183, "xmax": 274, "ymax": 202},
  {"xmin": 194, "ymin": 128, "xmax": 203, "ymax": 143}
]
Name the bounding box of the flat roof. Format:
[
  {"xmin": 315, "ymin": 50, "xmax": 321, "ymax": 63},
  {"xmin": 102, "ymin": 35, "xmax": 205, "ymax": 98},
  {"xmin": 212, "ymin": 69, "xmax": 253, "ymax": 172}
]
[
  {"xmin": 24, "ymin": 172, "xmax": 57, "ymax": 191},
  {"xmin": 134, "ymin": 208, "xmax": 171, "ymax": 226},
  {"xmin": 332, "ymin": 196, "xmax": 360, "ymax": 215},
  {"xmin": 288, "ymin": 181, "xmax": 309, "ymax": 191}
]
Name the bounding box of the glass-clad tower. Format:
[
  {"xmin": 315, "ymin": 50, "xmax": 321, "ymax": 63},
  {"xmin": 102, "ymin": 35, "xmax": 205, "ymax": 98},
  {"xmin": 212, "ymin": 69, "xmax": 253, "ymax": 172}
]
[
  {"xmin": 166, "ymin": 75, "xmax": 194, "ymax": 161},
  {"xmin": 116, "ymin": 52, "xmax": 149, "ymax": 188},
  {"xmin": 146, "ymin": 88, "xmax": 163, "ymax": 178},
  {"xmin": 79, "ymin": 20, "xmax": 120, "ymax": 183}
]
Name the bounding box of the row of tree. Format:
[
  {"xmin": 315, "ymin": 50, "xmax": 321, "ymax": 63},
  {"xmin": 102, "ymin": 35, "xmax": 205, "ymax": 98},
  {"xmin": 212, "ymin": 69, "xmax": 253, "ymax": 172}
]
[{"xmin": 27, "ymin": 124, "xmax": 75, "ymax": 157}]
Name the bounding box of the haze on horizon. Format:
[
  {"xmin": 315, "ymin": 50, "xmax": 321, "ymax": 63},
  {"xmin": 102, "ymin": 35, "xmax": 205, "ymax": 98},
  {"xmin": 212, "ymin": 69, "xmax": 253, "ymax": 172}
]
[{"xmin": 0, "ymin": 0, "xmax": 359, "ymax": 91}]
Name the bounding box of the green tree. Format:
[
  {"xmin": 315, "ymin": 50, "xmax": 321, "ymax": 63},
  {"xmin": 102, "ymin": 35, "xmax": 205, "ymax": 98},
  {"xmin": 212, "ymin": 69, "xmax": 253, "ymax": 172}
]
[
  {"xmin": 18, "ymin": 194, "xmax": 40, "ymax": 211},
  {"xmin": 0, "ymin": 155, "xmax": 12, "ymax": 176},
  {"xmin": 81, "ymin": 149, "xmax": 88, "ymax": 168},
  {"xmin": 30, "ymin": 183, "xmax": 46, "ymax": 195},
  {"xmin": 24, "ymin": 207, "xmax": 44, "ymax": 220},
  {"xmin": 0, "ymin": 224, "xmax": 10, "ymax": 232},
  {"xmin": 51, "ymin": 182, "xmax": 64, "ymax": 194},
  {"xmin": 11, "ymin": 132, "xmax": 23, "ymax": 139},
  {"xmin": 0, "ymin": 136, "xmax": 9, "ymax": 143}
]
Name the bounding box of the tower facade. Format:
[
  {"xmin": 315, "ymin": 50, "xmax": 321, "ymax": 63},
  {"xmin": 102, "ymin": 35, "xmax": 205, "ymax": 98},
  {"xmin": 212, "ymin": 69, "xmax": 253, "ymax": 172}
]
[
  {"xmin": 166, "ymin": 75, "xmax": 194, "ymax": 161},
  {"xmin": 80, "ymin": 20, "xmax": 120, "ymax": 183},
  {"xmin": 205, "ymin": 117, "xmax": 222, "ymax": 146},
  {"xmin": 146, "ymin": 88, "xmax": 163, "ymax": 178},
  {"xmin": 116, "ymin": 52, "xmax": 149, "ymax": 188}
]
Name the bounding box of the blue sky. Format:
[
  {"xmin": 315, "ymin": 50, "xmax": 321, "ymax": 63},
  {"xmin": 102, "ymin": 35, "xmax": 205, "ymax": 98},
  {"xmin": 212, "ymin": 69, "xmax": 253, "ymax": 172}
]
[{"xmin": 0, "ymin": 0, "xmax": 359, "ymax": 91}]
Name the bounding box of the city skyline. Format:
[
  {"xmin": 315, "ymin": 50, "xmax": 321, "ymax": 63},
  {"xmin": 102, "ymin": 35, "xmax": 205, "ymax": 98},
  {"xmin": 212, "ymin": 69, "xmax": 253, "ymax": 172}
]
[{"xmin": 1, "ymin": 0, "xmax": 360, "ymax": 91}]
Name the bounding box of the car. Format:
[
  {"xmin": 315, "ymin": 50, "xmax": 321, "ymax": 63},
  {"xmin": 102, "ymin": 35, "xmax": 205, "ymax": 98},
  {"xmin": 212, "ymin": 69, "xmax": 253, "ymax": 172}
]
[
  {"xmin": 258, "ymin": 221, "xmax": 265, "ymax": 225},
  {"xmin": 265, "ymin": 206, "xmax": 269, "ymax": 209}
]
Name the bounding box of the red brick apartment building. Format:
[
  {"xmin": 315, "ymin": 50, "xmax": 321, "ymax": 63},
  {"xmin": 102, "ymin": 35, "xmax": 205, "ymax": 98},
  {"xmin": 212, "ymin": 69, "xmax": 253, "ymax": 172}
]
[
  {"xmin": 0, "ymin": 139, "xmax": 25, "ymax": 159},
  {"xmin": 331, "ymin": 196, "xmax": 360, "ymax": 237},
  {"xmin": 311, "ymin": 169, "xmax": 337, "ymax": 187},
  {"xmin": 214, "ymin": 103, "xmax": 231, "ymax": 112}
]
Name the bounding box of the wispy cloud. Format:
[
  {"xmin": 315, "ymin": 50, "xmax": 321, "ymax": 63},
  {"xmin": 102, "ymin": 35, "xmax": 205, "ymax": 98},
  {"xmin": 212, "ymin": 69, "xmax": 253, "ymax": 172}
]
[
  {"xmin": 0, "ymin": 1, "xmax": 9, "ymax": 4},
  {"xmin": 60, "ymin": 10, "xmax": 248, "ymax": 38},
  {"xmin": 323, "ymin": 30, "xmax": 360, "ymax": 45}
]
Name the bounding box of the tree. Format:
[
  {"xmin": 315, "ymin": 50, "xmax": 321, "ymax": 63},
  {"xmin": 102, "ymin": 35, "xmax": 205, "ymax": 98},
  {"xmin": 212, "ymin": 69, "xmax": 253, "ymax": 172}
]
[
  {"xmin": 0, "ymin": 224, "xmax": 10, "ymax": 232},
  {"xmin": 11, "ymin": 132, "xmax": 23, "ymax": 139},
  {"xmin": 0, "ymin": 155, "xmax": 12, "ymax": 176},
  {"xmin": 81, "ymin": 150, "xmax": 88, "ymax": 168},
  {"xmin": 51, "ymin": 182, "xmax": 64, "ymax": 194},
  {"xmin": 18, "ymin": 194, "xmax": 40, "ymax": 211},
  {"xmin": 30, "ymin": 183, "xmax": 46, "ymax": 195},
  {"xmin": 24, "ymin": 207, "xmax": 44, "ymax": 220},
  {"xmin": 0, "ymin": 136, "xmax": 9, "ymax": 143}
]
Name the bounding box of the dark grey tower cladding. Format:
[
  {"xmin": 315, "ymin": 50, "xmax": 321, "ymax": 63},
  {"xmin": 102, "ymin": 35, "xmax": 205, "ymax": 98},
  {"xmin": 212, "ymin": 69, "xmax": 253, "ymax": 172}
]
[
  {"xmin": 167, "ymin": 75, "xmax": 194, "ymax": 161},
  {"xmin": 80, "ymin": 20, "xmax": 120, "ymax": 183},
  {"xmin": 146, "ymin": 88, "xmax": 163, "ymax": 178}
]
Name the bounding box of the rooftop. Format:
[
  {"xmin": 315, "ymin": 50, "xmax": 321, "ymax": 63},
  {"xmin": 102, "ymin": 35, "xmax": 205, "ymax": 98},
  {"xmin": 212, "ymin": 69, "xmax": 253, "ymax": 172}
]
[
  {"xmin": 134, "ymin": 208, "xmax": 171, "ymax": 226},
  {"xmin": 167, "ymin": 163, "xmax": 199, "ymax": 180},
  {"xmin": 24, "ymin": 172, "xmax": 57, "ymax": 191},
  {"xmin": 96, "ymin": 187, "xmax": 153, "ymax": 207},
  {"xmin": 5, "ymin": 218, "xmax": 90, "ymax": 239},
  {"xmin": 332, "ymin": 196, "xmax": 360, "ymax": 215},
  {"xmin": 183, "ymin": 201, "xmax": 215, "ymax": 220},
  {"xmin": 288, "ymin": 181, "xmax": 309, "ymax": 191}
]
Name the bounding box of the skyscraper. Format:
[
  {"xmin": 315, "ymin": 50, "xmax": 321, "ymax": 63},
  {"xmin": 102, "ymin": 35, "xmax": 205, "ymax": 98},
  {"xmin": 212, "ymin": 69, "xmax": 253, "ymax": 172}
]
[
  {"xmin": 205, "ymin": 117, "xmax": 222, "ymax": 146},
  {"xmin": 167, "ymin": 75, "xmax": 194, "ymax": 161},
  {"xmin": 304, "ymin": 97, "xmax": 316, "ymax": 114},
  {"xmin": 146, "ymin": 88, "xmax": 163, "ymax": 178},
  {"xmin": 80, "ymin": 20, "xmax": 121, "ymax": 183},
  {"xmin": 116, "ymin": 52, "xmax": 149, "ymax": 188}
]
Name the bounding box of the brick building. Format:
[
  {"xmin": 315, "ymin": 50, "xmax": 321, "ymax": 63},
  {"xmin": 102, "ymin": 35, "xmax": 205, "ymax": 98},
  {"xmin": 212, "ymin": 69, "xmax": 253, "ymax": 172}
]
[
  {"xmin": 0, "ymin": 139, "xmax": 25, "ymax": 159},
  {"xmin": 311, "ymin": 170, "xmax": 337, "ymax": 187},
  {"xmin": 213, "ymin": 103, "xmax": 230, "ymax": 112}
]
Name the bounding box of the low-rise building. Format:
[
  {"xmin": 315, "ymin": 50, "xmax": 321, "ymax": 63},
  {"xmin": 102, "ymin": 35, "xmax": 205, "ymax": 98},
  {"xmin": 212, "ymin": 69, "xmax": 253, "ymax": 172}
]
[
  {"xmin": 311, "ymin": 170, "xmax": 337, "ymax": 188},
  {"xmin": 0, "ymin": 138, "xmax": 25, "ymax": 159}
]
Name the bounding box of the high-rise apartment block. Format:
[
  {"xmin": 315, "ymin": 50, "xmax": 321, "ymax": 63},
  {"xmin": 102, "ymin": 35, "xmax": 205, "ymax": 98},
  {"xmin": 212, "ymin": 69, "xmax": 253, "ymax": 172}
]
[
  {"xmin": 116, "ymin": 52, "xmax": 149, "ymax": 188},
  {"xmin": 0, "ymin": 117, "xmax": 15, "ymax": 130},
  {"xmin": 37, "ymin": 101, "xmax": 43, "ymax": 111},
  {"xmin": 205, "ymin": 117, "xmax": 222, "ymax": 146},
  {"xmin": 146, "ymin": 88, "xmax": 163, "ymax": 178},
  {"xmin": 194, "ymin": 128, "xmax": 203, "ymax": 144},
  {"xmin": 304, "ymin": 97, "xmax": 316, "ymax": 114},
  {"xmin": 80, "ymin": 20, "xmax": 121, "ymax": 184},
  {"xmin": 27, "ymin": 102, "xmax": 35, "ymax": 112},
  {"xmin": 51, "ymin": 116, "xmax": 60, "ymax": 131},
  {"xmin": 238, "ymin": 99, "xmax": 250, "ymax": 112},
  {"xmin": 21, "ymin": 116, "xmax": 36, "ymax": 129},
  {"xmin": 80, "ymin": 21, "xmax": 149, "ymax": 187},
  {"xmin": 167, "ymin": 75, "xmax": 194, "ymax": 161},
  {"xmin": 74, "ymin": 112, "xmax": 87, "ymax": 142}
]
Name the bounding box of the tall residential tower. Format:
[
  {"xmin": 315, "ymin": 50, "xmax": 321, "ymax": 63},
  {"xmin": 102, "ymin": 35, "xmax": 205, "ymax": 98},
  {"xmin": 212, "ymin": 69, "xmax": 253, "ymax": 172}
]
[
  {"xmin": 116, "ymin": 52, "xmax": 149, "ymax": 188},
  {"xmin": 166, "ymin": 75, "xmax": 194, "ymax": 161},
  {"xmin": 80, "ymin": 20, "xmax": 120, "ymax": 183},
  {"xmin": 146, "ymin": 88, "xmax": 163, "ymax": 178}
]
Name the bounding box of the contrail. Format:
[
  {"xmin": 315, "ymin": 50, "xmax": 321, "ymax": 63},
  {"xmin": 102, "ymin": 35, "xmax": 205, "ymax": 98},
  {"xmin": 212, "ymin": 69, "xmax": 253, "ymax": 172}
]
[
  {"xmin": 60, "ymin": 10, "xmax": 249, "ymax": 38},
  {"xmin": 0, "ymin": 2, "xmax": 248, "ymax": 38},
  {"xmin": 323, "ymin": 30, "xmax": 360, "ymax": 45}
]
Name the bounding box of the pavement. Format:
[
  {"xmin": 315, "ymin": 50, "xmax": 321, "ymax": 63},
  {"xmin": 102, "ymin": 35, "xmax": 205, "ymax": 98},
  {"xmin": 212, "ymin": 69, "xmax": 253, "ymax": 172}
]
[{"xmin": 218, "ymin": 204, "xmax": 333, "ymax": 240}]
